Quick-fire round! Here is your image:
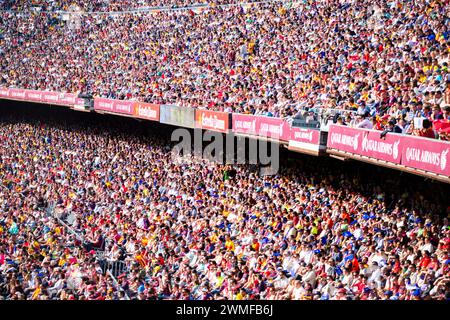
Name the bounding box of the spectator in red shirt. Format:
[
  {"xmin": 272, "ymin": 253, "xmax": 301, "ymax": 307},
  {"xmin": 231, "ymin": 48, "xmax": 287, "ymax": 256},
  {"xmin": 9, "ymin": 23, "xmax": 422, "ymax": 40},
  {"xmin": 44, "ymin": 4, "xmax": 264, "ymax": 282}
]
[{"xmin": 414, "ymin": 119, "xmax": 436, "ymax": 139}]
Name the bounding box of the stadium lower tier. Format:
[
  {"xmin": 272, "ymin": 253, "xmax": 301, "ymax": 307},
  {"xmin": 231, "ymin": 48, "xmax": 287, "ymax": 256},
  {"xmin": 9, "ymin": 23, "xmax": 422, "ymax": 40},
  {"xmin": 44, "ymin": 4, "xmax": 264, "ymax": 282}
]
[{"xmin": 0, "ymin": 101, "xmax": 449, "ymax": 300}]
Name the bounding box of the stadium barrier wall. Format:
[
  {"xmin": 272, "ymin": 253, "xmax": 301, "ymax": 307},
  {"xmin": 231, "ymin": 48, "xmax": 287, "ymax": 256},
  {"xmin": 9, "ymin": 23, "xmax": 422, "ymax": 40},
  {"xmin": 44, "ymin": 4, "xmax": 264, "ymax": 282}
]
[
  {"xmin": 0, "ymin": 87, "xmax": 85, "ymax": 106},
  {"xmin": 232, "ymin": 113, "xmax": 258, "ymax": 136},
  {"xmin": 194, "ymin": 109, "xmax": 231, "ymax": 133},
  {"xmin": 2, "ymin": 86, "xmax": 449, "ymax": 181},
  {"xmin": 94, "ymin": 97, "xmax": 134, "ymax": 115},
  {"xmin": 256, "ymin": 115, "xmax": 291, "ymax": 141},
  {"xmin": 327, "ymin": 124, "xmax": 450, "ymax": 178},
  {"xmin": 232, "ymin": 113, "xmax": 322, "ymax": 149},
  {"xmin": 288, "ymin": 126, "xmax": 323, "ymax": 155},
  {"xmin": 93, "ymin": 97, "xmax": 160, "ymax": 121},
  {"xmin": 134, "ymin": 102, "xmax": 160, "ymax": 122},
  {"xmin": 232, "ymin": 114, "xmax": 291, "ymax": 141},
  {"xmin": 160, "ymin": 104, "xmax": 195, "ymax": 128}
]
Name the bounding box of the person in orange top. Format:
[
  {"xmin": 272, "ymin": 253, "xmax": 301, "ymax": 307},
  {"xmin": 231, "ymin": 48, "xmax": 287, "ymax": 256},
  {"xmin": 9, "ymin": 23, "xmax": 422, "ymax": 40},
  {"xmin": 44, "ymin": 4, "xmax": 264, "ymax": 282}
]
[
  {"xmin": 225, "ymin": 235, "xmax": 235, "ymax": 252},
  {"xmin": 351, "ymin": 256, "xmax": 360, "ymax": 273},
  {"xmin": 251, "ymin": 238, "xmax": 260, "ymax": 252},
  {"xmin": 135, "ymin": 249, "xmax": 148, "ymax": 268},
  {"xmin": 341, "ymin": 211, "xmax": 351, "ymax": 224}
]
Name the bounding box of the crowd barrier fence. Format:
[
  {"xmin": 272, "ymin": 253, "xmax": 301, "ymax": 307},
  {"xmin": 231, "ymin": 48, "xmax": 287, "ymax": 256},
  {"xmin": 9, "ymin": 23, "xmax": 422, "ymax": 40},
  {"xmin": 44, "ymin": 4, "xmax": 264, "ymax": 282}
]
[
  {"xmin": 1, "ymin": 87, "xmax": 449, "ymax": 181},
  {"xmin": 327, "ymin": 124, "xmax": 450, "ymax": 179}
]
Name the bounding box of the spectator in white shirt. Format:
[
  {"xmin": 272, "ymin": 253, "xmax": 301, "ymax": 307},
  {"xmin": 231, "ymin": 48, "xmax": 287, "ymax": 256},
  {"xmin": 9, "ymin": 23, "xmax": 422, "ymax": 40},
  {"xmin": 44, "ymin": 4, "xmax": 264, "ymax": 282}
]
[{"xmin": 356, "ymin": 112, "xmax": 374, "ymax": 129}]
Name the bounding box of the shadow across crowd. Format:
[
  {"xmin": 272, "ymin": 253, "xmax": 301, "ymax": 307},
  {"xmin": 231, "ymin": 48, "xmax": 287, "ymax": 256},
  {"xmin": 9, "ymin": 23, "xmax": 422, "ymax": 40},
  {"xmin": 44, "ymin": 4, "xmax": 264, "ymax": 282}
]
[{"xmin": 0, "ymin": 101, "xmax": 449, "ymax": 300}]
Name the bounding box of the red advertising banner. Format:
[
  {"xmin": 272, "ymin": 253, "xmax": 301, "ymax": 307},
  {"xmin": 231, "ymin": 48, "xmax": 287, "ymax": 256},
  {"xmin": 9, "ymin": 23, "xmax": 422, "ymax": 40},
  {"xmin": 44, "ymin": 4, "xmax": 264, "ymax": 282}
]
[
  {"xmin": 256, "ymin": 116, "xmax": 291, "ymax": 141},
  {"xmin": 9, "ymin": 88, "xmax": 27, "ymax": 100},
  {"xmin": 0, "ymin": 87, "xmax": 9, "ymax": 98},
  {"xmin": 134, "ymin": 102, "xmax": 160, "ymax": 121},
  {"xmin": 232, "ymin": 114, "xmax": 258, "ymax": 135},
  {"xmin": 327, "ymin": 124, "xmax": 363, "ymax": 154},
  {"xmin": 328, "ymin": 125, "xmax": 450, "ymax": 177},
  {"xmin": 327, "ymin": 125, "xmax": 402, "ymax": 163},
  {"xmin": 195, "ymin": 110, "xmax": 230, "ymax": 133},
  {"xmin": 94, "ymin": 97, "xmax": 134, "ymax": 115},
  {"xmin": 402, "ymin": 137, "xmax": 450, "ymax": 176},
  {"xmin": 94, "ymin": 97, "xmax": 115, "ymax": 112},
  {"xmin": 362, "ymin": 130, "xmax": 403, "ymax": 164},
  {"xmin": 25, "ymin": 90, "xmax": 44, "ymax": 102},
  {"xmin": 288, "ymin": 127, "xmax": 322, "ymax": 154},
  {"xmin": 290, "ymin": 127, "xmax": 321, "ymax": 145},
  {"xmin": 114, "ymin": 100, "xmax": 134, "ymax": 115},
  {"xmin": 58, "ymin": 93, "xmax": 85, "ymax": 106},
  {"xmin": 42, "ymin": 91, "xmax": 60, "ymax": 104},
  {"xmin": 0, "ymin": 87, "xmax": 85, "ymax": 107},
  {"xmin": 232, "ymin": 114, "xmax": 291, "ymax": 141}
]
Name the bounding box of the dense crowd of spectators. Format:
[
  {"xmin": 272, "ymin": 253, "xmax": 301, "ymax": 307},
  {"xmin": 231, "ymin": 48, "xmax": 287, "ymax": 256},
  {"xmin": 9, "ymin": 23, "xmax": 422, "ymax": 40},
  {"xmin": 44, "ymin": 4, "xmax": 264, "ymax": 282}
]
[
  {"xmin": 0, "ymin": 0, "xmax": 449, "ymax": 116},
  {"xmin": 0, "ymin": 2, "xmax": 449, "ymax": 137},
  {"xmin": 1, "ymin": 1, "xmax": 450, "ymax": 140},
  {"xmin": 0, "ymin": 0, "xmax": 250, "ymax": 12},
  {"xmin": 0, "ymin": 106, "xmax": 449, "ymax": 300},
  {"xmin": 315, "ymin": 103, "xmax": 450, "ymax": 140}
]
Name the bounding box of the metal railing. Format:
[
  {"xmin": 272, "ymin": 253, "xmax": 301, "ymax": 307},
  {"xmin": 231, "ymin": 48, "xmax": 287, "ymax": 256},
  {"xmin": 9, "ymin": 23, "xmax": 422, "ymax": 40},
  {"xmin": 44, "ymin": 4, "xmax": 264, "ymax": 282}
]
[
  {"xmin": 45, "ymin": 202, "xmax": 130, "ymax": 300},
  {"xmin": 105, "ymin": 260, "xmax": 128, "ymax": 279},
  {"xmin": 46, "ymin": 202, "xmax": 84, "ymax": 242}
]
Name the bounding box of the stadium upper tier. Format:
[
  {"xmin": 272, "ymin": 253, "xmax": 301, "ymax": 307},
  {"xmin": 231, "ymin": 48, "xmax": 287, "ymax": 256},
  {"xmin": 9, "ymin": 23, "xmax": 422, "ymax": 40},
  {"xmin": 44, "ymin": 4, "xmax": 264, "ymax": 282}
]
[
  {"xmin": 1, "ymin": 0, "xmax": 262, "ymax": 11},
  {"xmin": 0, "ymin": 1, "xmax": 449, "ymax": 121}
]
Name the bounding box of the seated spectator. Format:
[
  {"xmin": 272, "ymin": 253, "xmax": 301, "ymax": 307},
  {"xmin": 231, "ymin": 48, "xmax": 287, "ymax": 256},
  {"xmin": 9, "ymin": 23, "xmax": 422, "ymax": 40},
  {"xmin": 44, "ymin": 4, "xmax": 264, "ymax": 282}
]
[
  {"xmin": 413, "ymin": 119, "xmax": 436, "ymax": 139},
  {"xmin": 442, "ymin": 106, "xmax": 450, "ymax": 121},
  {"xmin": 356, "ymin": 112, "xmax": 374, "ymax": 130}
]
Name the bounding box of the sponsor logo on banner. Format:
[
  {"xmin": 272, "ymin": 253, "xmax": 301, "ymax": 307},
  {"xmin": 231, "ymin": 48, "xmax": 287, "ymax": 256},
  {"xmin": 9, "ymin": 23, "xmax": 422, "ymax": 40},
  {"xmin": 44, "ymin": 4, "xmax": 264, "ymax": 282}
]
[
  {"xmin": 259, "ymin": 121, "xmax": 284, "ymax": 139},
  {"xmin": 95, "ymin": 98, "xmax": 114, "ymax": 111},
  {"xmin": 328, "ymin": 125, "xmax": 401, "ymax": 163},
  {"xmin": 27, "ymin": 91, "xmax": 43, "ymax": 102},
  {"xmin": 329, "ymin": 130, "xmax": 360, "ymax": 151},
  {"xmin": 256, "ymin": 117, "xmax": 291, "ymax": 141},
  {"xmin": 361, "ymin": 131, "xmax": 402, "ymax": 163},
  {"xmin": 134, "ymin": 102, "xmax": 160, "ymax": 121},
  {"xmin": 115, "ymin": 101, "xmax": 133, "ymax": 115},
  {"xmin": 405, "ymin": 148, "xmax": 443, "ymax": 168},
  {"xmin": 43, "ymin": 92, "xmax": 60, "ymax": 103},
  {"xmin": 232, "ymin": 115, "xmax": 291, "ymax": 141},
  {"xmin": 403, "ymin": 141, "xmax": 450, "ymax": 176},
  {"xmin": 9, "ymin": 89, "xmax": 26, "ymax": 99},
  {"xmin": 362, "ymin": 136, "xmax": 398, "ymax": 158},
  {"xmin": 293, "ymin": 130, "xmax": 314, "ymax": 142},
  {"xmin": 328, "ymin": 125, "xmax": 450, "ymax": 176},
  {"xmin": 58, "ymin": 93, "xmax": 77, "ymax": 105},
  {"xmin": 288, "ymin": 127, "xmax": 321, "ymax": 153},
  {"xmin": 75, "ymin": 98, "xmax": 85, "ymax": 105},
  {"xmin": 0, "ymin": 88, "xmax": 83, "ymax": 107},
  {"xmin": 196, "ymin": 110, "xmax": 230, "ymax": 133},
  {"xmin": 94, "ymin": 98, "xmax": 134, "ymax": 115},
  {"xmin": 201, "ymin": 115, "xmax": 225, "ymax": 131},
  {"xmin": 233, "ymin": 114, "xmax": 257, "ymax": 135},
  {"xmin": 0, "ymin": 88, "xmax": 9, "ymax": 97},
  {"xmin": 290, "ymin": 128, "xmax": 320, "ymax": 144}
]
